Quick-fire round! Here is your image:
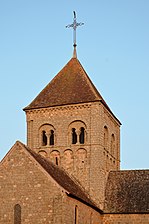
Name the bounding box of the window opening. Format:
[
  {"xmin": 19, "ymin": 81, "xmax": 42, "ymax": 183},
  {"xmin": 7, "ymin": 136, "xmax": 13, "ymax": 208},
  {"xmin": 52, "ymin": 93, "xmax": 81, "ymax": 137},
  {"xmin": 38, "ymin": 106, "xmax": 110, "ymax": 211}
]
[
  {"xmin": 72, "ymin": 128, "xmax": 77, "ymax": 144},
  {"xmin": 50, "ymin": 130, "xmax": 54, "ymax": 145},
  {"xmin": 74, "ymin": 205, "xmax": 78, "ymax": 224},
  {"xmin": 42, "ymin": 131, "xmax": 47, "ymax": 146},
  {"xmin": 56, "ymin": 156, "xmax": 58, "ymax": 165},
  {"xmin": 14, "ymin": 204, "xmax": 21, "ymax": 224},
  {"xmin": 79, "ymin": 127, "xmax": 85, "ymax": 144},
  {"xmin": 104, "ymin": 126, "xmax": 108, "ymax": 149}
]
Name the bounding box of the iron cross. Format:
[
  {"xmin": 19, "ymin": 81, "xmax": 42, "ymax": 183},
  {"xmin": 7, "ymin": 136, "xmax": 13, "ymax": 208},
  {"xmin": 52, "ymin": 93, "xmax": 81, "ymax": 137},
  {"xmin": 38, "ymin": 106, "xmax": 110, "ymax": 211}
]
[{"xmin": 66, "ymin": 11, "xmax": 84, "ymax": 48}]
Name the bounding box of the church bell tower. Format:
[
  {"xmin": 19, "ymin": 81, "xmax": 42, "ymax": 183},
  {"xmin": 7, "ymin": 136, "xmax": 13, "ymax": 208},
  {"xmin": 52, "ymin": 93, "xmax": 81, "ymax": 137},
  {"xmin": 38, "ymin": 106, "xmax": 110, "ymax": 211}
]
[{"xmin": 23, "ymin": 12, "xmax": 121, "ymax": 209}]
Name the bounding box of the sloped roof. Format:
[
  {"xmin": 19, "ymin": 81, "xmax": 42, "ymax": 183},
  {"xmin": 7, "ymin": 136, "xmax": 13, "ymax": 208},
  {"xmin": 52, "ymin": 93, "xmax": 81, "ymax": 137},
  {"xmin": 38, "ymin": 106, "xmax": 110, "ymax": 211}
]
[
  {"xmin": 104, "ymin": 170, "xmax": 149, "ymax": 214},
  {"xmin": 24, "ymin": 58, "xmax": 110, "ymax": 112},
  {"xmin": 16, "ymin": 141, "xmax": 102, "ymax": 213}
]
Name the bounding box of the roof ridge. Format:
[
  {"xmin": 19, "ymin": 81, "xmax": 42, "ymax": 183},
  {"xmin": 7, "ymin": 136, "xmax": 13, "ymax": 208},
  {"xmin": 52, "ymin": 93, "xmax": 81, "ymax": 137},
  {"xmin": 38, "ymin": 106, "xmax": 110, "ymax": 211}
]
[{"xmin": 75, "ymin": 59, "xmax": 102, "ymax": 99}]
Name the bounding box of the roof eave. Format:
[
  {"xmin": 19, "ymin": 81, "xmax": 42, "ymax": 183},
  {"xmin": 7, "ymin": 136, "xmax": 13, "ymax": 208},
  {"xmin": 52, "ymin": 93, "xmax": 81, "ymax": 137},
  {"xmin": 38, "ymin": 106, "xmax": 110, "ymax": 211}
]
[
  {"xmin": 67, "ymin": 192, "xmax": 103, "ymax": 214},
  {"xmin": 23, "ymin": 100, "xmax": 100, "ymax": 111}
]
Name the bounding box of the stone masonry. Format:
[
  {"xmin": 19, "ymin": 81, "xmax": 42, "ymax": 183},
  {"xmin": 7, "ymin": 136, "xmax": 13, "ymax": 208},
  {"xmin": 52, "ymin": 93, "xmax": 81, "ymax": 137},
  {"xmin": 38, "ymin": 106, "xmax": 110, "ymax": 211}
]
[
  {"xmin": 25, "ymin": 101, "xmax": 120, "ymax": 209},
  {"xmin": 0, "ymin": 56, "xmax": 149, "ymax": 223},
  {"xmin": 24, "ymin": 58, "xmax": 121, "ymax": 209}
]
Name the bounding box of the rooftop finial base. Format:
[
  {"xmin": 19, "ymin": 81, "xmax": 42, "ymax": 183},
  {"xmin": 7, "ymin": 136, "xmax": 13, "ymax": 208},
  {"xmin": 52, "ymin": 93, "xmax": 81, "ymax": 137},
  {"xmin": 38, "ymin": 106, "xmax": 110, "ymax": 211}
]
[{"xmin": 73, "ymin": 44, "xmax": 77, "ymax": 58}]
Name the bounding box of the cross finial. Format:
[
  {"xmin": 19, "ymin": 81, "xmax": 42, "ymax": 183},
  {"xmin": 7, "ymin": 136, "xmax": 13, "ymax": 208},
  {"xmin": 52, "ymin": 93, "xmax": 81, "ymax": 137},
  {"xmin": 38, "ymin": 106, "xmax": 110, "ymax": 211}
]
[{"xmin": 66, "ymin": 11, "xmax": 84, "ymax": 58}]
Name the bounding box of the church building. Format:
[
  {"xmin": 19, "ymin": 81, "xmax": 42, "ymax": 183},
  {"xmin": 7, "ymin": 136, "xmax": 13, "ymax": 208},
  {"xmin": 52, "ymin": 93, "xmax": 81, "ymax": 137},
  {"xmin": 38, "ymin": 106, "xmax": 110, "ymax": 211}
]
[{"xmin": 0, "ymin": 13, "xmax": 149, "ymax": 224}]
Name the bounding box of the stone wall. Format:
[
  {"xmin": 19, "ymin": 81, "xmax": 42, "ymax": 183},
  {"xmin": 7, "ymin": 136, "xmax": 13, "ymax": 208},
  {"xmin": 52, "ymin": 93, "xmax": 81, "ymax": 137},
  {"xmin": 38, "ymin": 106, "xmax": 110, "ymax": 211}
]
[
  {"xmin": 0, "ymin": 143, "xmax": 63, "ymax": 223},
  {"xmin": 103, "ymin": 214, "xmax": 149, "ymax": 224},
  {"xmin": 63, "ymin": 196, "xmax": 102, "ymax": 224},
  {"xmin": 25, "ymin": 101, "xmax": 120, "ymax": 208},
  {"xmin": 0, "ymin": 142, "xmax": 103, "ymax": 223}
]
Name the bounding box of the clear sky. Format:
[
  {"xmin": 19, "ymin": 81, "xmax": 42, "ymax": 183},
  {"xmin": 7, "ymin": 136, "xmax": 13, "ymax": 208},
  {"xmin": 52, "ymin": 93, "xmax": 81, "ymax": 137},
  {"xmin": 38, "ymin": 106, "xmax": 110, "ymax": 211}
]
[{"xmin": 0, "ymin": 0, "xmax": 149, "ymax": 170}]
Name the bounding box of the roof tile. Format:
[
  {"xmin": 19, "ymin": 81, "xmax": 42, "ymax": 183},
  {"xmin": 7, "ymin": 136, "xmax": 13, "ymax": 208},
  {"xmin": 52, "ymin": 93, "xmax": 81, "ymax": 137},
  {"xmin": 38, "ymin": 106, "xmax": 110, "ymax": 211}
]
[
  {"xmin": 104, "ymin": 170, "xmax": 149, "ymax": 214},
  {"xmin": 24, "ymin": 58, "xmax": 106, "ymax": 110}
]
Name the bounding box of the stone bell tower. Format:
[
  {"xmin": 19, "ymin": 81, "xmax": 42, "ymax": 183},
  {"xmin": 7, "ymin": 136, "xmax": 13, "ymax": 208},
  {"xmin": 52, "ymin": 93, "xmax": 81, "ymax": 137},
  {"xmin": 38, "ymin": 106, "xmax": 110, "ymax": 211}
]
[
  {"xmin": 24, "ymin": 11, "xmax": 121, "ymax": 209},
  {"xmin": 23, "ymin": 55, "xmax": 121, "ymax": 208}
]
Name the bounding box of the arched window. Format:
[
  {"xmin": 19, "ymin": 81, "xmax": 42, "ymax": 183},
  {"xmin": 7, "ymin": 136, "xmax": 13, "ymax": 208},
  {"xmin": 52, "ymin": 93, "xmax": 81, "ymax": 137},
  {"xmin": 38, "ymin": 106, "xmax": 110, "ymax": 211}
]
[
  {"xmin": 14, "ymin": 204, "xmax": 21, "ymax": 224},
  {"xmin": 42, "ymin": 131, "xmax": 47, "ymax": 146},
  {"xmin": 111, "ymin": 134, "xmax": 115, "ymax": 156},
  {"xmin": 69, "ymin": 121, "xmax": 87, "ymax": 145},
  {"xmin": 79, "ymin": 127, "xmax": 85, "ymax": 144},
  {"xmin": 39, "ymin": 124, "xmax": 55, "ymax": 147},
  {"xmin": 50, "ymin": 150, "xmax": 60, "ymax": 165},
  {"xmin": 50, "ymin": 130, "xmax": 54, "ymax": 145},
  {"xmin": 104, "ymin": 126, "xmax": 108, "ymax": 150},
  {"xmin": 72, "ymin": 128, "xmax": 77, "ymax": 144}
]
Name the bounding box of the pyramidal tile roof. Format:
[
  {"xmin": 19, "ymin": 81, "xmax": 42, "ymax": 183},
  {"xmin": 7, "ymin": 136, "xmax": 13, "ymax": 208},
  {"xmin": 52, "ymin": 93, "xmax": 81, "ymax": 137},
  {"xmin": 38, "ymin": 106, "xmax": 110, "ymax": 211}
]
[{"xmin": 24, "ymin": 57, "xmax": 110, "ymax": 111}]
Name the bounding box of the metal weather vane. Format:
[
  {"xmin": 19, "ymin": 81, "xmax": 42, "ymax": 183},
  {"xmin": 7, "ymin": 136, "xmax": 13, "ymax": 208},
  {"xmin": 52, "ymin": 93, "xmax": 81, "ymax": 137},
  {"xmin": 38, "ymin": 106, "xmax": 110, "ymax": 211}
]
[{"xmin": 66, "ymin": 11, "xmax": 84, "ymax": 57}]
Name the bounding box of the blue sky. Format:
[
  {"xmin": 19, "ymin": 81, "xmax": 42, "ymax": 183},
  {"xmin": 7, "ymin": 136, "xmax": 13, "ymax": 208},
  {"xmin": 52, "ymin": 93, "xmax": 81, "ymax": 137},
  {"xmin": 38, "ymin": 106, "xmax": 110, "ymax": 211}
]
[{"xmin": 0, "ymin": 0, "xmax": 149, "ymax": 169}]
